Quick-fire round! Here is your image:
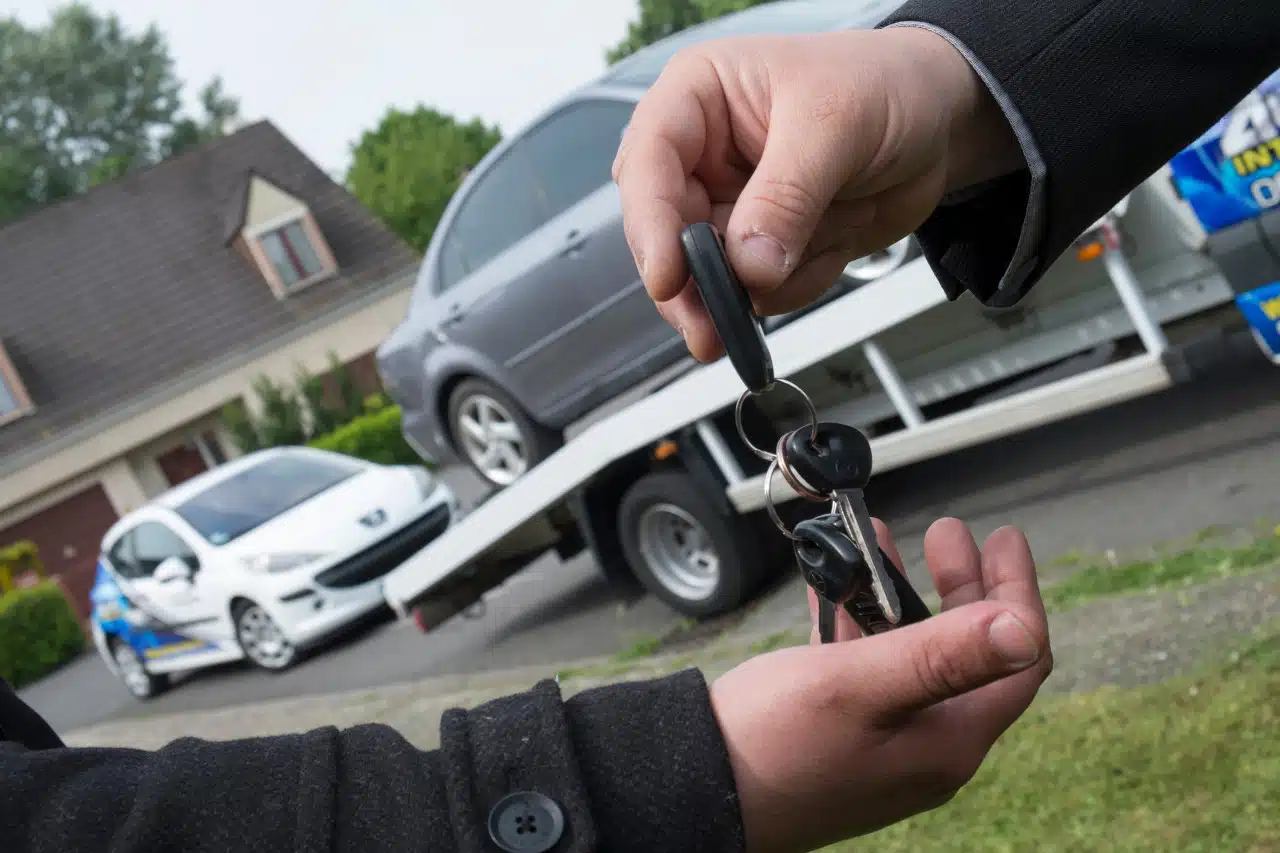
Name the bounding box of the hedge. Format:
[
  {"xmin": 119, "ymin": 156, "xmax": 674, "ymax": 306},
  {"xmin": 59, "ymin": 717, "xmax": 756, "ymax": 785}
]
[
  {"xmin": 0, "ymin": 580, "xmax": 85, "ymax": 689},
  {"xmin": 0, "ymin": 539, "xmax": 44, "ymax": 594},
  {"xmin": 309, "ymin": 403, "xmax": 431, "ymax": 468}
]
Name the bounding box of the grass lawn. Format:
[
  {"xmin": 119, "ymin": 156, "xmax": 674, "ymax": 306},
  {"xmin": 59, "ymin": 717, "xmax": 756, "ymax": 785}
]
[
  {"xmin": 827, "ymin": 625, "xmax": 1280, "ymax": 853},
  {"xmin": 1041, "ymin": 528, "xmax": 1280, "ymax": 613}
]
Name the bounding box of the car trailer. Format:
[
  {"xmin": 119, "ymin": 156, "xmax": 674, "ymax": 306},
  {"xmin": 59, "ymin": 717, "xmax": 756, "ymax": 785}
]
[{"xmin": 381, "ymin": 179, "xmax": 1260, "ymax": 628}]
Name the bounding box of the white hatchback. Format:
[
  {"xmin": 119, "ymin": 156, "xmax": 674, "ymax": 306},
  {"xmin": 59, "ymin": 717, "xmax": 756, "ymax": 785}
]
[{"xmin": 88, "ymin": 445, "xmax": 458, "ymax": 700}]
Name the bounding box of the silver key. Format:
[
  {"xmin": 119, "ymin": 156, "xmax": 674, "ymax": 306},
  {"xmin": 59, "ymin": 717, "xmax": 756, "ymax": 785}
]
[{"xmin": 831, "ymin": 490, "xmax": 902, "ymax": 626}]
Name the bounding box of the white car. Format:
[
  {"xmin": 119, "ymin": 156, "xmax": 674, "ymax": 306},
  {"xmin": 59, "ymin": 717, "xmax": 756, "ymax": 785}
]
[{"xmin": 88, "ymin": 445, "xmax": 458, "ymax": 700}]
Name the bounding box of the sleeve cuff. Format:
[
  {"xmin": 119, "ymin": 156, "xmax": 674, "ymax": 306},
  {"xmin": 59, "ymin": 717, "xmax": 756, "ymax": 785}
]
[
  {"xmin": 564, "ymin": 669, "xmax": 747, "ymax": 853},
  {"xmin": 883, "ymin": 21, "xmax": 1049, "ymax": 307}
]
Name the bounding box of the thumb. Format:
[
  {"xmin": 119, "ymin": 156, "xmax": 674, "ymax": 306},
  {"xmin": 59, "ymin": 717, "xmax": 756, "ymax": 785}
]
[
  {"xmin": 848, "ymin": 601, "xmax": 1047, "ymax": 721},
  {"xmin": 724, "ymin": 95, "xmax": 863, "ymax": 292}
]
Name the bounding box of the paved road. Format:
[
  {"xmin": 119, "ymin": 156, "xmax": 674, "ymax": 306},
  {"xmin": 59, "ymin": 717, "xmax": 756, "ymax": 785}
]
[{"xmin": 21, "ymin": 356, "xmax": 1280, "ymax": 734}]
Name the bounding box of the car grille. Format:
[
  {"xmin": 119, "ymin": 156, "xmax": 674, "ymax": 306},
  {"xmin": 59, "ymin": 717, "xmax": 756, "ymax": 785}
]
[{"xmin": 313, "ymin": 504, "xmax": 451, "ymax": 589}]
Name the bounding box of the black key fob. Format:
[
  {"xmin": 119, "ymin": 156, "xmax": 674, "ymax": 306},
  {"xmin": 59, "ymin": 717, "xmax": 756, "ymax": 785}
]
[{"xmin": 680, "ymin": 222, "xmax": 774, "ymax": 393}]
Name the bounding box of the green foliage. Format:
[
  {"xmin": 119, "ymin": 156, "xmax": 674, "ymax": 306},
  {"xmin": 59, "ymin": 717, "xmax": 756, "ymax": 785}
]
[
  {"xmin": 327, "ymin": 351, "xmax": 366, "ymax": 424},
  {"xmin": 346, "ymin": 106, "xmax": 502, "ymax": 253},
  {"xmin": 221, "ymin": 399, "xmax": 263, "ymax": 454},
  {"xmin": 248, "ymin": 374, "xmax": 309, "ymax": 448},
  {"xmin": 0, "ymin": 3, "xmax": 240, "ymax": 224},
  {"xmin": 0, "ymin": 581, "xmax": 85, "ymax": 688},
  {"xmin": 294, "ymin": 363, "xmax": 342, "ymax": 437},
  {"xmin": 0, "ymin": 539, "xmax": 44, "ymax": 594},
  {"xmin": 606, "ymin": 0, "xmax": 774, "ymax": 64},
  {"xmin": 309, "ymin": 404, "xmax": 428, "ymax": 468}
]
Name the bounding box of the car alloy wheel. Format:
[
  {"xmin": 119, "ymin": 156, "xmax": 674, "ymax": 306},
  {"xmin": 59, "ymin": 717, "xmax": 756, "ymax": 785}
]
[
  {"xmin": 236, "ymin": 603, "xmax": 297, "ymax": 670},
  {"xmin": 843, "ymin": 236, "xmax": 915, "ymax": 282},
  {"xmin": 113, "ymin": 641, "xmax": 155, "ymax": 699},
  {"xmin": 455, "ymin": 393, "xmax": 529, "ymax": 487},
  {"xmin": 635, "ymin": 502, "xmax": 722, "ymax": 603}
]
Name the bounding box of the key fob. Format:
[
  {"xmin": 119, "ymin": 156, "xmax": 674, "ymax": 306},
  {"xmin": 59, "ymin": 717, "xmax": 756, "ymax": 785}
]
[
  {"xmin": 680, "ymin": 222, "xmax": 774, "ymax": 393},
  {"xmin": 782, "ymin": 422, "xmax": 874, "ymax": 494}
]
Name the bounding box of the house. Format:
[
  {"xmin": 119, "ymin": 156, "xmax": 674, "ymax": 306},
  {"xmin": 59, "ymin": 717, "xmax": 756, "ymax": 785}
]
[{"xmin": 0, "ymin": 120, "xmax": 421, "ymax": 617}]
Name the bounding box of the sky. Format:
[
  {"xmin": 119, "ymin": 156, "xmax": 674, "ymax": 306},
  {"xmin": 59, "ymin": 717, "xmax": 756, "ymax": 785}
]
[{"xmin": 6, "ymin": 0, "xmax": 641, "ymax": 177}]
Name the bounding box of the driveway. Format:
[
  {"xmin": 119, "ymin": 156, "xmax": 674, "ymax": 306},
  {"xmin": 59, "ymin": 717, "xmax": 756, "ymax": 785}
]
[{"xmin": 22, "ymin": 355, "xmax": 1280, "ymax": 735}]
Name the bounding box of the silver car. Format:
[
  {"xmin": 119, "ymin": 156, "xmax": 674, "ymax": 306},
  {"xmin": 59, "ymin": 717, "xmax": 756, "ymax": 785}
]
[{"xmin": 376, "ymin": 0, "xmax": 911, "ymax": 488}]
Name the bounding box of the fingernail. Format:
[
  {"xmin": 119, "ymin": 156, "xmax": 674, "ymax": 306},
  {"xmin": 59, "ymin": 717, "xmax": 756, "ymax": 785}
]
[
  {"xmin": 988, "ymin": 612, "xmax": 1040, "ymax": 669},
  {"xmin": 742, "ymin": 234, "xmax": 788, "ymax": 272}
]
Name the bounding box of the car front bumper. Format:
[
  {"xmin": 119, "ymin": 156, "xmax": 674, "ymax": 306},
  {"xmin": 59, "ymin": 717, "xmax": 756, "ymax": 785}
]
[{"xmin": 267, "ymin": 486, "xmax": 459, "ymax": 647}]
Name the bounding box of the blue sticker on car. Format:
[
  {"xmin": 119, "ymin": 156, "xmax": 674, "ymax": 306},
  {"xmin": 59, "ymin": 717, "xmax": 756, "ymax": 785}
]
[
  {"xmin": 1169, "ymin": 69, "xmax": 1280, "ymax": 233},
  {"xmin": 1235, "ymin": 280, "xmax": 1280, "ymax": 362},
  {"xmin": 90, "ymin": 561, "xmax": 220, "ymax": 659}
]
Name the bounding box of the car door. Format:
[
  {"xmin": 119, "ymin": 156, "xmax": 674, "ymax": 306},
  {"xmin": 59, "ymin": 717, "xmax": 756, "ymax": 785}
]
[
  {"xmin": 110, "ymin": 520, "xmax": 234, "ymax": 659},
  {"xmin": 520, "ymin": 97, "xmax": 682, "ymax": 408},
  {"xmin": 422, "ymin": 139, "xmax": 592, "ymax": 416}
]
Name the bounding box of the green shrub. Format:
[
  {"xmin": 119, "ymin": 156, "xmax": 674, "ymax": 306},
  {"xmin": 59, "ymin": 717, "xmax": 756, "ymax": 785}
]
[
  {"xmin": 0, "ymin": 580, "xmax": 85, "ymax": 688},
  {"xmin": 0, "ymin": 540, "xmax": 44, "ymax": 594},
  {"xmin": 310, "ymin": 404, "xmax": 431, "ymax": 468}
]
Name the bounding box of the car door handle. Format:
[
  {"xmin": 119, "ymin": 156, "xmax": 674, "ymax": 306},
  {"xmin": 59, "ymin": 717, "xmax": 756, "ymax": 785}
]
[{"xmin": 559, "ymin": 230, "xmax": 589, "ymax": 257}]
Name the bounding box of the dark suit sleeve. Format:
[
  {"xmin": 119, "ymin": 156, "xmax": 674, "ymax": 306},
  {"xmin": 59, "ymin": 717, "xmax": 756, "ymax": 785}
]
[
  {"xmin": 879, "ymin": 0, "xmax": 1280, "ymax": 307},
  {"xmin": 0, "ymin": 671, "xmax": 745, "ymax": 853}
]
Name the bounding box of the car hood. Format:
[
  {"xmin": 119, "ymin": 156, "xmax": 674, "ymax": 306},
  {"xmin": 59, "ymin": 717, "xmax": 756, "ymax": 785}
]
[{"xmin": 219, "ymin": 467, "xmax": 424, "ymax": 559}]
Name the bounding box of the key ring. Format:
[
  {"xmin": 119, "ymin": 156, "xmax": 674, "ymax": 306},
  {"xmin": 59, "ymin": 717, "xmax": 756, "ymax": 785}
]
[
  {"xmin": 762, "ymin": 426, "xmax": 834, "ymax": 540},
  {"xmin": 733, "ymin": 378, "xmax": 820, "ymax": 463}
]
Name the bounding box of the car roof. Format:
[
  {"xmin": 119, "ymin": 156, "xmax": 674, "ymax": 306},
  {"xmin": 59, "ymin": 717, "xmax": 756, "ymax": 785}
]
[{"xmin": 596, "ymin": 0, "xmax": 906, "ymax": 89}]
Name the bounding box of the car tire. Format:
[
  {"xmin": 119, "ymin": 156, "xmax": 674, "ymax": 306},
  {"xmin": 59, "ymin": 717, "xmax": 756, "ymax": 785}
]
[
  {"xmin": 232, "ymin": 599, "xmax": 299, "ymax": 672},
  {"xmin": 109, "ymin": 637, "xmax": 170, "ymax": 701},
  {"xmin": 447, "ymin": 378, "xmax": 562, "ymax": 489},
  {"xmin": 616, "ymin": 470, "xmax": 771, "ymax": 618}
]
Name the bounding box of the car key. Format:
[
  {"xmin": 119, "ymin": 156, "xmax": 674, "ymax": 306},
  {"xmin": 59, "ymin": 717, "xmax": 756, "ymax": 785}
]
[
  {"xmin": 792, "ymin": 513, "xmax": 864, "ymax": 643},
  {"xmin": 680, "ymin": 221, "xmax": 774, "ymax": 393},
  {"xmin": 779, "ymin": 423, "xmax": 932, "ymax": 629}
]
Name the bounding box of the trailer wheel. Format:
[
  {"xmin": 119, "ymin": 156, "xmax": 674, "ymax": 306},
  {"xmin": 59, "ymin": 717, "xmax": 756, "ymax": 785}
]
[{"xmin": 617, "ymin": 471, "xmax": 768, "ymax": 618}]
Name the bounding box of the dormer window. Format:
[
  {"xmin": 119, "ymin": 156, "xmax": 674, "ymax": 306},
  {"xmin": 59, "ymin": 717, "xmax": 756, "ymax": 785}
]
[
  {"xmin": 0, "ymin": 340, "xmax": 34, "ymax": 425},
  {"xmin": 223, "ymin": 171, "xmax": 338, "ymax": 299},
  {"xmin": 258, "ymin": 218, "xmax": 327, "ymax": 290}
]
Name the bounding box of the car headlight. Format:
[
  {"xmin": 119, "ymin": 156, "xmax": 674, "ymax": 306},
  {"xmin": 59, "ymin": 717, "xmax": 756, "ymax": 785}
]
[
  {"xmin": 242, "ymin": 553, "xmax": 328, "ymax": 574},
  {"xmin": 404, "ymin": 465, "xmax": 436, "ymax": 498}
]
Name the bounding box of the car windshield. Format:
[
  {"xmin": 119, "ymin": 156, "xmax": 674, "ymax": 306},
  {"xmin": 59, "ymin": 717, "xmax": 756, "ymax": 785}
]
[
  {"xmin": 174, "ymin": 453, "xmax": 364, "ymax": 545},
  {"xmin": 600, "ymin": 0, "xmax": 905, "ymax": 87}
]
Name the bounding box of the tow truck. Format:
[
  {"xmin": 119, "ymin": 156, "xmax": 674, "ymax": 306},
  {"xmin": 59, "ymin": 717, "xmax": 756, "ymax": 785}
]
[
  {"xmin": 380, "ymin": 155, "xmax": 1268, "ymax": 627},
  {"xmin": 381, "ymin": 64, "xmax": 1280, "ymax": 627}
]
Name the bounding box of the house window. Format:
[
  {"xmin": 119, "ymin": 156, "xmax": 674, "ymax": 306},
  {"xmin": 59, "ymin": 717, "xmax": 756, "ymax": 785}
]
[
  {"xmin": 0, "ymin": 341, "xmax": 33, "ymax": 423},
  {"xmin": 258, "ymin": 219, "xmax": 326, "ymax": 289}
]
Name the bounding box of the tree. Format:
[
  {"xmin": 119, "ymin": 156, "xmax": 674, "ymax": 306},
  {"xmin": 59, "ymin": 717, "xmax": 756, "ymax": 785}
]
[
  {"xmin": 0, "ymin": 3, "xmax": 241, "ymax": 222},
  {"xmin": 606, "ymin": 0, "xmax": 774, "ymax": 64},
  {"xmin": 345, "ymin": 106, "xmax": 502, "ymax": 253}
]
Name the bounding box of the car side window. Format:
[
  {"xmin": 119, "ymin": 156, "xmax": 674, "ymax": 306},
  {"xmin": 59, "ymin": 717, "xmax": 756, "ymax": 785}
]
[
  {"xmin": 107, "ymin": 532, "xmax": 141, "ymax": 580},
  {"xmin": 438, "ymin": 143, "xmax": 545, "ymax": 292},
  {"xmin": 130, "ymin": 521, "xmax": 200, "ymax": 576},
  {"xmin": 522, "ymin": 99, "xmax": 637, "ymax": 221}
]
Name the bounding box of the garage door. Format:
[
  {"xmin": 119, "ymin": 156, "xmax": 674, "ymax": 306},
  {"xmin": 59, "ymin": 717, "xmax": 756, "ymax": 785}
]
[{"xmin": 0, "ymin": 484, "xmax": 119, "ymax": 620}]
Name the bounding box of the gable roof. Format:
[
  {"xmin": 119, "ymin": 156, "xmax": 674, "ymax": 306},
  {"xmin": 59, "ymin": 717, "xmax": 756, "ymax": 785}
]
[{"xmin": 0, "ymin": 119, "xmax": 420, "ymax": 463}]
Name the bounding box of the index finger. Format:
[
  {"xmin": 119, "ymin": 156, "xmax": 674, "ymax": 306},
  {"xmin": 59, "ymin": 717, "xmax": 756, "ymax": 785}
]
[{"xmin": 612, "ymin": 56, "xmax": 717, "ymax": 302}]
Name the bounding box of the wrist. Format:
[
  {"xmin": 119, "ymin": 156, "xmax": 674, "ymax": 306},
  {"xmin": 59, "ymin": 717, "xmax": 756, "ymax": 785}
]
[{"xmin": 891, "ymin": 25, "xmax": 1023, "ymax": 193}]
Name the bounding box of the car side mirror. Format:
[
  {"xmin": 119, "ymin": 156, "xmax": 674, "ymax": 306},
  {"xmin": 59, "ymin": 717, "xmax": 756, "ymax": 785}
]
[{"xmin": 154, "ymin": 557, "xmax": 193, "ymax": 585}]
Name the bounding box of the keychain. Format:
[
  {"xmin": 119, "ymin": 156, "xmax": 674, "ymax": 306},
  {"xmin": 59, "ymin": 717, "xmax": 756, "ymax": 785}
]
[{"xmin": 679, "ymin": 222, "xmax": 932, "ymax": 640}]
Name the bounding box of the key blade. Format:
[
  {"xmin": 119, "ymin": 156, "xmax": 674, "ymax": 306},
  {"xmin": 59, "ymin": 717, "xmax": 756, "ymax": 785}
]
[
  {"xmin": 833, "ymin": 492, "xmax": 903, "ymax": 624},
  {"xmin": 818, "ymin": 598, "xmax": 837, "ymax": 644}
]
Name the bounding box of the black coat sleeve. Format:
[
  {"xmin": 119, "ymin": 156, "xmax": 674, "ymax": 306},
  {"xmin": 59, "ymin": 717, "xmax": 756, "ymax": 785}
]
[
  {"xmin": 0, "ymin": 670, "xmax": 746, "ymax": 853},
  {"xmin": 880, "ymin": 0, "xmax": 1280, "ymax": 307}
]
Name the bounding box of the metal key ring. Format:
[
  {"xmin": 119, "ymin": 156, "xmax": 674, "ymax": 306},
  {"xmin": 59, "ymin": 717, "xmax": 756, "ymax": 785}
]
[
  {"xmin": 774, "ymin": 429, "xmax": 828, "ymax": 502},
  {"xmin": 763, "ymin": 457, "xmax": 800, "ymax": 540},
  {"xmin": 734, "ymin": 378, "xmax": 820, "ymax": 463}
]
